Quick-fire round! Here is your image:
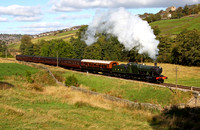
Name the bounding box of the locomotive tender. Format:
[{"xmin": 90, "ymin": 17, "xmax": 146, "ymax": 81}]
[{"xmin": 16, "ymin": 55, "xmax": 167, "ymax": 83}]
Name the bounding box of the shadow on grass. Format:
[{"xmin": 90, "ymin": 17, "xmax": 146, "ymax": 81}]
[
  {"xmin": 0, "ymin": 81, "xmax": 14, "ymax": 90},
  {"xmin": 149, "ymin": 105, "xmax": 200, "ymax": 129}
]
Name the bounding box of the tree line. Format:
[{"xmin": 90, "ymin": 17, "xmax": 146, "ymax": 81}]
[
  {"xmin": 20, "ymin": 26, "xmax": 200, "ymax": 66},
  {"xmin": 0, "ymin": 40, "xmax": 12, "ymax": 58},
  {"xmin": 144, "ymin": 4, "xmax": 200, "ymax": 23},
  {"xmin": 157, "ymin": 29, "xmax": 200, "ymax": 66}
]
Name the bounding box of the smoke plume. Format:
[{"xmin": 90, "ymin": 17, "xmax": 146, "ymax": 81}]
[{"xmin": 83, "ymin": 8, "xmax": 159, "ymax": 60}]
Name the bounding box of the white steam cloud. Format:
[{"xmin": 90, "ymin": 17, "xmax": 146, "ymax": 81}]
[{"xmin": 83, "ymin": 8, "xmax": 159, "ymax": 60}]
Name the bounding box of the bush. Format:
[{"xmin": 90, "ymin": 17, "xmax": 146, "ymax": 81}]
[
  {"xmin": 65, "ymin": 75, "xmax": 79, "ymax": 87},
  {"xmin": 26, "ymin": 71, "xmax": 34, "ymax": 83}
]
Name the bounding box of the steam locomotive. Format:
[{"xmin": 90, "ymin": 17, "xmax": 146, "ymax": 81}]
[{"xmin": 16, "ymin": 55, "xmax": 167, "ymax": 83}]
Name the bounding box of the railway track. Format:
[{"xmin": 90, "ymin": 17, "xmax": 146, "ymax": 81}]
[{"xmin": 161, "ymin": 83, "xmax": 200, "ymax": 92}]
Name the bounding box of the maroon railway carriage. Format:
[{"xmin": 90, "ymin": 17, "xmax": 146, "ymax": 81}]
[
  {"xmin": 16, "ymin": 55, "xmax": 34, "ymax": 62},
  {"xmin": 80, "ymin": 59, "xmax": 119, "ymax": 72},
  {"xmin": 16, "ymin": 55, "xmax": 81, "ymax": 69}
]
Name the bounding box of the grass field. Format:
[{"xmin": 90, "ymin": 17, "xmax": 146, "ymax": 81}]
[
  {"xmin": 7, "ymin": 30, "xmax": 78, "ymax": 51},
  {"xmin": 0, "ymin": 84, "xmax": 155, "ymax": 129},
  {"xmin": 31, "ymin": 30, "xmax": 78, "ymax": 44},
  {"xmin": 150, "ymin": 15, "xmax": 200, "ymax": 35},
  {"xmin": 61, "ymin": 70, "xmax": 191, "ymax": 106},
  {"xmin": 0, "ymin": 61, "xmax": 156, "ymax": 129},
  {"xmin": 0, "ymin": 63, "xmax": 38, "ymax": 79},
  {"xmin": 7, "ymin": 42, "xmax": 21, "ymax": 50}
]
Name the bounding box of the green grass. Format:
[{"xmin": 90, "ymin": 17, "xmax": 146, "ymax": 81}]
[
  {"xmin": 7, "ymin": 42, "xmax": 21, "ymax": 50},
  {"xmin": 0, "ymin": 70, "xmax": 153, "ymax": 129},
  {"xmin": 150, "ymin": 15, "xmax": 200, "ymax": 35},
  {"xmin": 0, "ymin": 61, "xmax": 192, "ymax": 129},
  {"xmin": 0, "ymin": 63, "xmax": 38, "ymax": 79},
  {"xmin": 55, "ymin": 30, "xmax": 78, "ymax": 36},
  {"xmin": 31, "ymin": 30, "xmax": 78, "ymax": 44},
  {"xmin": 0, "ymin": 87, "xmax": 152, "ymax": 129},
  {"xmin": 7, "ymin": 30, "xmax": 77, "ymax": 51},
  {"xmin": 63, "ymin": 71, "xmax": 191, "ymax": 106}
]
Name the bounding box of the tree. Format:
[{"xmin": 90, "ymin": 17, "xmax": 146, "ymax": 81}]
[
  {"xmin": 193, "ymin": 4, "xmax": 200, "ymax": 14},
  {"xmin": 70, "ymin": 37, "xmax": 87, "ymax": 59},
  {"xmin": 0, "ymin": 40, "xmax": 6, "ymax": 57},
  {"xmin": 40, "ymin": 39, "xmax": 74, "ymax": 58},
  {"xmin": 152, "ymin": 26, "xmax": 161, "ymax": 35},
  {"xmin": 83, "ymin": 43, "xmax": 102, "ymax": 59},
  {"xmin": 20, "ymin": 35, "xmax": 34, "ymax": 55},
  {"xmin": 33, "ymin": 40, "xmax": 47, "ymax": 56},
  {"xmin": 183, "ymin": 5, "xmax": 189, "ymax": 15},
  {"xmin": 176, "ymin": 7, "xmax": 184, "ymax": 18},
  {"xmin": 69, "ymin": 25, "xmax": 88, "ymax": 59},
  {"xmin": 157, "ymin": 36, "xmax": 172, "ymax": 63},
  {"xmin": 171, "ymin": 30, "xmax": 200, "ymax": 66}
]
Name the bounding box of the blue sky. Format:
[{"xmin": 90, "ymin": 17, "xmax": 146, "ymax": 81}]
[{"xmin": 0, "ymin": 0, "xmax": 199, "ymax": 34}]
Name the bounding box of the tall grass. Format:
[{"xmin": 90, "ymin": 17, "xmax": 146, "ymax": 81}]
[
  {"xmin": 0, "ymin": 58, "xmax": 194, "ymax": 129},
  {"xmin": 0, "ymin": 78, "xmax": 154, "ymax": 129}
]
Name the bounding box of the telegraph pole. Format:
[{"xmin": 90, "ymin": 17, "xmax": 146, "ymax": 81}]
[
  {"xmin": 175, "ymin": 66, "xmax": 178, "ymax": 91},
  {"xmin": 57, "ymin": 51, "xmax": 58, "ymax": 67},
  {"xmin": 5, "ymin": 48, "xmax": 7, "ymax": 58}
]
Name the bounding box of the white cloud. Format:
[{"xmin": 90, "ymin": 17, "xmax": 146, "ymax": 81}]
[
  {"xmin": 51, "ymin": 0, "xmax": 199, "ymax": 12},
  {"xmin": 14, "ymin": 16, "xmax": 42, "ymax": 22},
  {"xmin": 22, "ymin": 22, "xmax": 69, "ymax": 28},
  {"xmin": 0, "ymin": 5, "xmax": 41, "ymax": 16},
  {"xmin": 0, "ymin": 17, "xmax": 8, "ymax": 22},
  {"xmin": 57, "ymin": 14, "xmax": 91, "ymax": 20}
]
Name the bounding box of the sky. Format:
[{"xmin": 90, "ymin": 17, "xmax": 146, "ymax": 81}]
[{"xmin": 0, "ymin": 0, "xmax": 199, "ymax": 35}]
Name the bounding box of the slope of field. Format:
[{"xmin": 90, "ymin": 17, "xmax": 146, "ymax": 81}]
[
  {"xmin": 0, "ymin": 58, "xmax": 195, "ymax": 129},
  {"xmin": 0, "ymin": 60, "xmax": 156, "ymax": 129},
  {"xmin": 150, "ymin": 15, "xmax": 200, "ymax": 35},
  {"xmin": 31, "ymin": 30, "xmax": 78, "ymax": 44},
  {"xmin": 62, "ymin": 71, "xmax": 191, "ymax": 106},
  {"xmin": 0, "ymin": 63, "xmax": 38, "ymax": 79},
  {"xmin": 7, "ymin": 30, "xmax": 78, "ymax": 51}
]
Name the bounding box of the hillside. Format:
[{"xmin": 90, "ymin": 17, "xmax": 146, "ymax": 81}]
[
  {"xmin": 0, "ymin": 58, "xmax": 195, "ymax": 129},
  {"xmin": 8, "ymin": 15, "xmax": 199, "ymax": 50},
  {"xmin": 31, "ymin": 30, "xmax": 78, "ymax": 44},
  {"xmin": 7, "ymin": 30, "xmax": 78, "ymax": 51},
  {"xmin": 150, "ymin": 14, "xmax": 200, "ymax": 35},
  {"xmin": 0, "ymin": 34, "xmax": 22, "ymax": 44}
]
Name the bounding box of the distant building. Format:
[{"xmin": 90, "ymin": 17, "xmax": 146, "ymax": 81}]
[
  {"xmin": 166, "ymin": 6, "xmax": 176, "ymax": 12},
  {"xmin": 167, "ymin": 14, "xmax": 172, "ymax": 18},
  {"xmin": 160, "ymin": 6, "xmax": 176, "ymax": 19}
]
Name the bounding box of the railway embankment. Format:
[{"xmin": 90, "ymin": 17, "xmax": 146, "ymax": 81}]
[{"xmin": 3, "ymin": 58, "xmax": 195, "ymax": 107}]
